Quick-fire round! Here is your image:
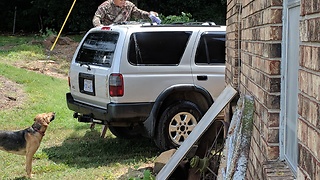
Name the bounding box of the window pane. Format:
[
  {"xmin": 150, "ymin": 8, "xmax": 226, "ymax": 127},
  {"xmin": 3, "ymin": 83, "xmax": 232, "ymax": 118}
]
[
  {"xmin": 195, "ymin": 33, "xmax": 225, "ymax": 65},
  {"xmin": 76, "ymin": 32, "xmax": 119, "ymax": 67},
  {"xmin": 128, "ymin": 31, "xmax": 191, "ymax": 65},
  {"xmin": 284, "ymin": 5, "xmax": 299, "ymax": 173}
]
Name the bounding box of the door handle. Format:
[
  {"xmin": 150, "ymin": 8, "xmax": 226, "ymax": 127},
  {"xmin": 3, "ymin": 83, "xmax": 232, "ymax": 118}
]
[{"xmin": 197, "ymin": 75, "xmax": 208, "ymax": 81}]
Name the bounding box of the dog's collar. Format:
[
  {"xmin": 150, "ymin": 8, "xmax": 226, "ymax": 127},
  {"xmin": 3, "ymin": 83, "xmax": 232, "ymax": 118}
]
[{"xmin": 31, "ymin": 124, "xmax": 45, "ymax": 136}]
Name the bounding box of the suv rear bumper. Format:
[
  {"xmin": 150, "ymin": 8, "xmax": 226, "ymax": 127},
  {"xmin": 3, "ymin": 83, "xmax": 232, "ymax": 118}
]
[{"xmin": 66, "ymin": 93, "xmax": 153, "ymax": 123}]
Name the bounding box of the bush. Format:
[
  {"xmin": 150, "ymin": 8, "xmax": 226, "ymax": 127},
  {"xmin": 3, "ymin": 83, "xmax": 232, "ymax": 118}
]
[{"xmin": 161, "ymin": 12, "xmax": 194, "ymax": 24}]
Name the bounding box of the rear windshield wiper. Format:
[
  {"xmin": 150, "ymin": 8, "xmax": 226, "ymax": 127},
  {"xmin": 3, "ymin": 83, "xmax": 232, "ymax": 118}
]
[{"xmin": 80, "ymin": 62, "xmax": 91, "ymax": 70}]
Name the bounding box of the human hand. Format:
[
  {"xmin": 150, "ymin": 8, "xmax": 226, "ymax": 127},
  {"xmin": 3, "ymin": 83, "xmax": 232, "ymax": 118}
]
[
  {"xmin": 150, "ymin": 11, "xmax": 158, "ymax": 17},
  {"xmin": 149, "ymin": 11, "xmax": 161, "ymax": 24}
]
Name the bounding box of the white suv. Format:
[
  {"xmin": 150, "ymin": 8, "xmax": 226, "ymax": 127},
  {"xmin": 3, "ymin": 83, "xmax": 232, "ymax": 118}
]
[{"xmin": 66, "ymin": 22, "xmax": 226, "ymax": 150}]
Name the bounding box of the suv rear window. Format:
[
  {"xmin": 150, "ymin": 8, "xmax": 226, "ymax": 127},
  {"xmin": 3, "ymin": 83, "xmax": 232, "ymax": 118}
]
[
  {"xmin": 75, "ymin": 32, "xmax": 119, "ymax": 67},
  {"xmin": 128, "ymin": 31, "xmax": 191, "ymax": 65},
  {"xmin": 195, "ymin": 32, "xmax": 225, "ymax": 64}
]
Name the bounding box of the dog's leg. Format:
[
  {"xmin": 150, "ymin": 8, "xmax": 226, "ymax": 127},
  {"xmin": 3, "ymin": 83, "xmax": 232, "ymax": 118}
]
[
  {"xmin": 25, "ymin": 135, "xmax": 41, "ymax": 178},
  {"xmin": 25, "ymin": 154, "xmax": 33, "ymax": 178}
]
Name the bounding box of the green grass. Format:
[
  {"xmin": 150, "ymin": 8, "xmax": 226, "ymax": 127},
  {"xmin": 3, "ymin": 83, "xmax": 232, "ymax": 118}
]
[
  {"xmin": 68, "ymin": 34, "xmax": 85, "ymax": 42},
  {"xmin": 0, "ymin": 34, "xmax": 81, "ymax": 76},
  {"xmin": 0, "ymin": 35, "xmax": 41, "ymax": 46},
  {"xmin": 0, "ymin": 36, "xmax": 159, "ymax": 179}
]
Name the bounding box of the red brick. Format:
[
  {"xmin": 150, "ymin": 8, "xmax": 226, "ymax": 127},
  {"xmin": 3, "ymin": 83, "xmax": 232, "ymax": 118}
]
[
  {"xmin": 265, "ymin": 94, "xmax": 280, "ymax": 109},
  {"xmin": 269, "ymin": 26, "xmax": 282, "ymax": 41},
  {"xmin": 267, "ymin": 128, "xmax": 279, "ymax": 143},
  {"xmin": 268, "ymin": 112, "xmax": 280, "ymax": 127},
  {"xmin": 308, "ymin": 127, "xmax": 320, "ymax": 159},
  {"xmin": 267, "ymin": 60, "xmax": 281, "ymax": 75},
  {"xmin": 271, "ymin": 0, "xmax": 282, "ymax": 6},
  {"xmin": 269, "ymin": 9, "xmax": 283, "ymax": 24},
  {"xmin": 267, "ymin": 145, "xmax": 279, "ymax": 160},
  {"xmin": 298, "ymin": 118, "xmax": 308, "ymax": 146}
]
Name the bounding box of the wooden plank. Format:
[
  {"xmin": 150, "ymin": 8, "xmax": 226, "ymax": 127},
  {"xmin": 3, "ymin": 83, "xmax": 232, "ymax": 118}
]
[
  {"xmin": 100, "ymin": 124, "xmax": 108, "ymax": 138},
  {"xmin": 156, "ymin": 85, "xmax": 237, "ymax": 180}
]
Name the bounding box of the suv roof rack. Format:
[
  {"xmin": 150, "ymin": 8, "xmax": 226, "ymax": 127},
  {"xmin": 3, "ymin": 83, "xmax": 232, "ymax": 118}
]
[
  {"xmin": 141, "ymin": 22, "xmax": 221, "ymax": 27},
  {"xmin": 110, "ymin": 21, "xmax": 221, "ymax": 27},
  {"xmin": 112, "ymin": 21, "xmax": 147, "ymax": 25},
  {"xmin": 172, "ymin": 22, "xmax": 216, "ymax": 26}
]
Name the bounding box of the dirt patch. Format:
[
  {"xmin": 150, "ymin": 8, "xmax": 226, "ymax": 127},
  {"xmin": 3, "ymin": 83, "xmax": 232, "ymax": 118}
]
[
  {"xmin": 42, "ymin": 35, "xmax": 79, "ymax": 62},
  {"xmin": 0, "ymin": 76, "xmax": 27, "ymax": 110},
  {"xmin": 0, "ymin": 35, "xmax": 79, "ymax": 109},
  {"xmin": 12, "ymin": 59, "xmax": 69, "ymax": 80},
  {"xmin": 15, "ymin": 35, "xmax": 79, "ymax": 80}
]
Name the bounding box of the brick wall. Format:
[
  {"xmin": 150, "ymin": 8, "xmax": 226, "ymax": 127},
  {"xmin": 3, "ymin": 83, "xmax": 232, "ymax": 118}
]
[
  {"xmin": 297, "ymin": 1, "xmax": 320, "ymax": 178},
  {"xmin": 225, "ymin": 0, "xmax": 241, "ymax": 88},
  {"xmin": 226, "ymin": 0, "xmax": 283, "ymax": 179},
  {"xmin": 226, "ymin": 0, "xmax": 320, "ymax": 179}
]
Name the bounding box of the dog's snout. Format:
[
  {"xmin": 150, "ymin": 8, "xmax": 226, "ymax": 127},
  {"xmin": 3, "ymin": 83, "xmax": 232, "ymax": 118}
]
[{"xmin": 51, "ymin": 112, "xmax": 56, "ymax": 121}]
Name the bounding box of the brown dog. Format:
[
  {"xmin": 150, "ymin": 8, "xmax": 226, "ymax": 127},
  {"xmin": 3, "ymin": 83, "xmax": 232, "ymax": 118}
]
[{"xmin": 0, "ymin": 112, "xmax": 55, "ymax": 178}]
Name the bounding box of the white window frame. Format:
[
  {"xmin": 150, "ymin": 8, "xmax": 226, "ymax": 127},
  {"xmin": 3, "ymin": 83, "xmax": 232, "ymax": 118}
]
[{"xmin": 280, "ymin": 0, "xmax": 300, "ymax": 176}]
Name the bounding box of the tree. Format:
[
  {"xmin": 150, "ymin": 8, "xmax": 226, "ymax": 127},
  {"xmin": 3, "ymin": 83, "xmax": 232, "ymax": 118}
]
[
  {"xmin": 139, "ymin": 0, "xmax": 226, "ymax": 24},
  {"xmin": 0, "ymin": 0, "xmax": 226, "ymax": 33}
]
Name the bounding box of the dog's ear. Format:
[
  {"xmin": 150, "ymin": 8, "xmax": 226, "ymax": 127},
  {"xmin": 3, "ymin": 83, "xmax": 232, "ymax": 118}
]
[{"xmin": 34, "ymin": 115, "xmax": 40, "ymax": 122}]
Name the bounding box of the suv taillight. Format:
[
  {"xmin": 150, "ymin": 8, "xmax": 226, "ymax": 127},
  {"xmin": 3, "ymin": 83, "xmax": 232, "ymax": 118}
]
[
  {"xmin": 109, "ymin": 73, "xmax": 124, "ymax": 97},
  {"xmin": 101, "ymin": 26, "xmax": 111, "ymax": 30}
]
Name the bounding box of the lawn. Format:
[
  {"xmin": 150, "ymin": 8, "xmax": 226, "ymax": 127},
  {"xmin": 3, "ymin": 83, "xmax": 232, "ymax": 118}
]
[{"xmin": 0, "ymin": 35, "xmax": 159, "ymax": 179}]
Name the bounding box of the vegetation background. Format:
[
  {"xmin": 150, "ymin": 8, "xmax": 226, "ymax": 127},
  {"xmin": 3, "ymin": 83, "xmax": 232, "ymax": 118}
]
[{"xmin": 0, "ymin": 0, "xmax": 226, "ymax": 34}]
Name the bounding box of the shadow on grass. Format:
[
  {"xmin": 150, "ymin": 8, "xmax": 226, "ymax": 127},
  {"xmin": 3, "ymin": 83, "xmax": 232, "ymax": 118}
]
[
  {"xmin": 11, "ymin": 177, "xmax": 29, "ymax": 180},
  {"xmin": 43, "ymin": 128, "xmax": 159, "ymax": 169}
]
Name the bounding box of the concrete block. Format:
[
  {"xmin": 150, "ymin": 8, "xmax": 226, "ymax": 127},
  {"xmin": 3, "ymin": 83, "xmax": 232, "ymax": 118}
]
[{"xmin": 153, "ymin": 149, "xmax": 176, "ymax": 174}]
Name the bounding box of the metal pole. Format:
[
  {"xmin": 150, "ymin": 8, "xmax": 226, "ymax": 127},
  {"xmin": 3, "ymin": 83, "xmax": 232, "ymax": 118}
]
[
  {"xmin": 13, "ymin": 6, "xmax": 17, "ymax": 35},
  {"xmin": 50, "ymin": 0, "xmax": 77, "ymax": 51}
]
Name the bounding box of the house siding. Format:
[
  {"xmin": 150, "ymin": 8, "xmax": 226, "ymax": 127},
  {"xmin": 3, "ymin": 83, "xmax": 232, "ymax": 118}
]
[{"xmin": 226, "ymin": 0, "xmax": 320, "ymax": 179}]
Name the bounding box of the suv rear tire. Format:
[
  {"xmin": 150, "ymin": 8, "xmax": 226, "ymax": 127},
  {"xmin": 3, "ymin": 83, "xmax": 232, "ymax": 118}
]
[{"xmin": 154, "ymin": 101, "xmax": 203, "ymax": 150}]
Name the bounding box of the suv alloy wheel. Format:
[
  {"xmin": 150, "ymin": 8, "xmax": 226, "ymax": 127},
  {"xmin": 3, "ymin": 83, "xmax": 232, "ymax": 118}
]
[{"xmin": 155, "ymin": 101, "xmax": 203, "ymax": 150}]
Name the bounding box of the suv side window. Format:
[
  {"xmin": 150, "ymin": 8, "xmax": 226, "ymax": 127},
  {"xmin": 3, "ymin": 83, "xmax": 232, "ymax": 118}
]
[
  {"xmin": 128, "ymin": 31, "xmax": 192, "ymax": 65},
  {"xmin": 195, "ymin": 32, "xmax": 225, "ymax": 65},
  {"xmin": 75, "ymin": 32, "xmax": 119, "ymax": 67}
]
